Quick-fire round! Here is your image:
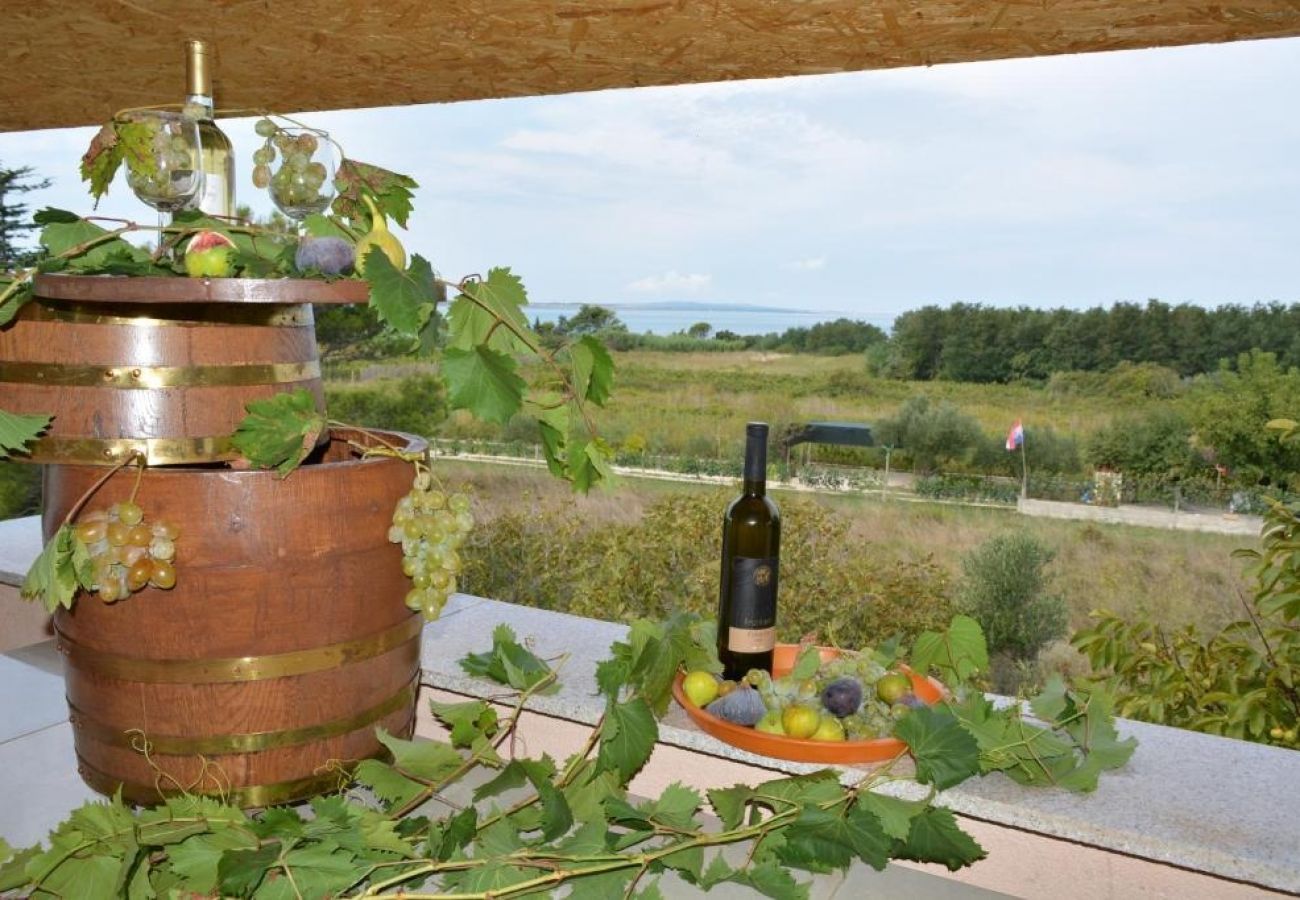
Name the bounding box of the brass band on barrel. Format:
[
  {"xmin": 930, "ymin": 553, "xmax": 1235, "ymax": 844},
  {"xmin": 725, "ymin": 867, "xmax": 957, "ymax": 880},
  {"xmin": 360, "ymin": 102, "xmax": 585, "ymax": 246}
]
[
  {"xmin": 0, "ymin": 360, "xmax": 321, "ymax": 389},
  {"xmin": 75, "ymin": 753, "xmax": 376, "ymax": 808},
  {"xmin": 67, "ymin": 676, "xmax": 418, "ymax": 754},
  {"xmin": 28, "ymin": 435, "xmax": 236, "ymax": 465},
  {"xmin": 56, "ymin": 615, "xmax": 423, "ymax": 684},
  {"xmin": 22, "ymin": 300, "xmax": 313, "ymax": 328}
]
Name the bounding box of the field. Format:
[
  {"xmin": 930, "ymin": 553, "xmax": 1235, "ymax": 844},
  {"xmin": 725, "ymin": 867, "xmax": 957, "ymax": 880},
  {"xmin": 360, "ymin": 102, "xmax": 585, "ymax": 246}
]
[
  {"xmin": 427, "ymin": 350, "xmax": 1163, "ymax": 462},
  {"xmin": 439, "ymin": 460, "xmax": 1255, "ymax": 639}
]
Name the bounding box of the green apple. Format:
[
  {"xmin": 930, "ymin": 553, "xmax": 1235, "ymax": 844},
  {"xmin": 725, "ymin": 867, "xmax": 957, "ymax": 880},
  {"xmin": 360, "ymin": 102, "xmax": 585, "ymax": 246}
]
[
  {"xmin": 810, "ymin": 716, "xmax": 846, "ymax": 742},
  {"xmin": 755, "ymin": 709, "xmax": 785, "ymax": 735},
  {"xmin": 183, "ymin": 230, "xmax": 236, "ymax": 278}
]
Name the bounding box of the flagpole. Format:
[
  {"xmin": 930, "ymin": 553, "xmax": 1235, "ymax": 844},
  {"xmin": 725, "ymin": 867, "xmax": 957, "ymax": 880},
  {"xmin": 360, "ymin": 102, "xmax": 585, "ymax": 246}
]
[{"xmin": 1020, "ymin": 432, "xmax": 1029, "ymax": 499}]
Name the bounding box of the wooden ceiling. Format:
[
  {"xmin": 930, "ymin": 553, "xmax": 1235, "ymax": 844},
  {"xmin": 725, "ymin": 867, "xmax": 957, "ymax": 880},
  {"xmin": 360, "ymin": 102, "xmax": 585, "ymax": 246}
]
[{"xmin": 4, "ymin": 1, "xmax": 1300, "ymax": 132}]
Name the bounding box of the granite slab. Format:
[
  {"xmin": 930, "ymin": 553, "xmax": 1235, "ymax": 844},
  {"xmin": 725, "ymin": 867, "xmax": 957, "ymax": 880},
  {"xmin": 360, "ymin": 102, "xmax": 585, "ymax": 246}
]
[{"xmin": 421, "ymin": 596, "xmax": 1300, "ymax": 895}]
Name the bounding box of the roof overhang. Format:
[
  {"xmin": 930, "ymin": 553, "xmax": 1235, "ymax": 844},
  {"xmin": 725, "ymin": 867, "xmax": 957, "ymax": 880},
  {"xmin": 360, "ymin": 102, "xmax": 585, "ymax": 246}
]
[{"xmin": 5, "ymin": 1, "xmax": 1300, "ymax": 132}]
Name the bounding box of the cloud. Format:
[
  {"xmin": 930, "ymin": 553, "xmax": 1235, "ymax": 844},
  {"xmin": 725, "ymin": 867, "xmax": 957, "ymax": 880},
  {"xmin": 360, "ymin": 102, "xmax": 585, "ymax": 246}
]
[
  {"xmin": 625, "ymin": 270, "xmax": 712, "ymax": 294},
  {"xmin": 786, "ymin": 256, "xmax": 827, "ymax": 271}
]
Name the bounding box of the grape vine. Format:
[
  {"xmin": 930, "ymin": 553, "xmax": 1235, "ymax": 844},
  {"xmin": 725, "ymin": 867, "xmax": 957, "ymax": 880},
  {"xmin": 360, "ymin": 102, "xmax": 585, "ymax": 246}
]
[{"xmin": 0, "ymin": 614, "xmax": 1135, "ymax": 898}]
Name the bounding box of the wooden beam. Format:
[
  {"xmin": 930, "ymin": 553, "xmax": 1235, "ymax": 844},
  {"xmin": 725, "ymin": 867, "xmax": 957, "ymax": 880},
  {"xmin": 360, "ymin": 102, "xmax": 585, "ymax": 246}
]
[{"xmin": 3, "ymin": 1, "xmax": 1299, "ymax": 132}]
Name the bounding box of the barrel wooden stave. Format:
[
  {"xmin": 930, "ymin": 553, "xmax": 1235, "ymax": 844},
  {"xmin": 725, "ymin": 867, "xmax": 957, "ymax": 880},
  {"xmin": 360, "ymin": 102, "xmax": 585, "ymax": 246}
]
[
  {"xmin": 0, "ymin": 275, "xmax": 341, "ymax": 465},
  {"xmin": 44, "ymin": 430, "xmax": 425, "ymax": 806}
]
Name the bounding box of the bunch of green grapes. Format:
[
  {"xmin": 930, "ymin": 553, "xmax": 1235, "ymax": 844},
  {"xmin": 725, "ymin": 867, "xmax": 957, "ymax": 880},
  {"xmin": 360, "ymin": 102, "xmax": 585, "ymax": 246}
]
[
  {"xmin": 73, "ymin": 501, "xmax": 179, "ymax": 603},
  {"xmin": 251, "ymin": 119, "xmax": 331, "ymax": 216},
  {"xmin": 389, "ymin": 471, "xmax": 474, "ymax": 621}
]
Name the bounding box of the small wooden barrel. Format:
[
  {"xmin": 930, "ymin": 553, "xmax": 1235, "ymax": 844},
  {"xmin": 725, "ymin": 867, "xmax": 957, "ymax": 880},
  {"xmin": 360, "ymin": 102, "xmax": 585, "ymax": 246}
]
[
  {"xmin": 0, "ymin": 274, "xmax": 368, "ymax": 466},
  {"xmin": 43, "ymin": 428, "xmax": 424, "ymax": 807}
]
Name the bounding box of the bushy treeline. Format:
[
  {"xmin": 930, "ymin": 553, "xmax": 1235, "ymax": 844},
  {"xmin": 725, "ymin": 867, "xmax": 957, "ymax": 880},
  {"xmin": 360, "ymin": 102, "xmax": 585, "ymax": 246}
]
[{"xmin": 877, "ymin": 299, "xmax": 1300, "ymax": 383}]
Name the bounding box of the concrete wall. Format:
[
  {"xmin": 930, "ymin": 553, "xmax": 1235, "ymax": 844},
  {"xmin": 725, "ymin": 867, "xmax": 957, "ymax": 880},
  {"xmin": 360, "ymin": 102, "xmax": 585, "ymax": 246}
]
[{"xmin": 1017, "ymin": 497, "xmax": 1262, "ymax": 535}]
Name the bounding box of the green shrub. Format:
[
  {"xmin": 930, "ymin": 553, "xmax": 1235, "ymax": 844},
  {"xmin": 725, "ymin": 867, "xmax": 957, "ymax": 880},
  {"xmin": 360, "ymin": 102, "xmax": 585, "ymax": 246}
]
[
  {"xmin": 461, "ymin": 490, "xmax": 954, "ymax": 650},
  {"xmin": 1072, "ymin": 422, "xmax": 1300, "ymax": 745},
  {"xmin": 325, "ymin": 373, "xmax": 447, "ymax": 437},
  {"xmin": 0, "ymin": 461, "xmax": 41, "ymax": 519},
  {"xmin": 957, "ymin": 532, "xmax": 1068, "ymax": 666}
]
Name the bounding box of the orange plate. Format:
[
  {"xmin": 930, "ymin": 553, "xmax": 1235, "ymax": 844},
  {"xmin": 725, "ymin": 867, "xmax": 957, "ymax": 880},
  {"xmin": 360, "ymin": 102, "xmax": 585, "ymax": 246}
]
[{"xmin": 671, "ymin": 644, "xmax": 943, "ymax": 765}]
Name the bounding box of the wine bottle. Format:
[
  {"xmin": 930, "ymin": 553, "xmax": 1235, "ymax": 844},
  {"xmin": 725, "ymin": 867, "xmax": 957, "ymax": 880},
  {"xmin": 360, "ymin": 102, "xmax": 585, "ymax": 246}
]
[
  {"xmin": 184, "ymin": 39, "xmax": 235, "ymax": 217},
  {"xmin": 717, "ymin": 422, "xmax": 781, "ymax": 681}
]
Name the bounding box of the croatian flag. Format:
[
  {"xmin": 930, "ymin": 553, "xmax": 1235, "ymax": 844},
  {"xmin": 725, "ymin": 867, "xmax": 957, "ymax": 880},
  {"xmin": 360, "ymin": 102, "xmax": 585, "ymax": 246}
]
[{"xmin": 1005, "ymin": 420, "xmax": 1024, "ymax": 451}]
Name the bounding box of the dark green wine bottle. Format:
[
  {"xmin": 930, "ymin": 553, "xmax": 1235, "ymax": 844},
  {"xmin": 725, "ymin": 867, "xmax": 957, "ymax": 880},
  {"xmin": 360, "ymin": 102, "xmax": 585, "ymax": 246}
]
[{"xmin": 717, "ymin": 422, "xmax": 781, "ymax": 681}]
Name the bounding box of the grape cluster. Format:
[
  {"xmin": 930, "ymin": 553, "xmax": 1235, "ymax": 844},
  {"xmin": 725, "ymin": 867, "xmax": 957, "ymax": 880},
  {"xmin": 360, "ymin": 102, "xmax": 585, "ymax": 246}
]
[
  {"xmin": 123, "ymin": 117, "xmax": 199, "ymax": 203},
  {"xmin": 389, "ymin": 473, "xmax": 475, "ymax": 621},
  {"xmin": 251, "ymin": 119, "xmax": 331, "ymax": 217},
  {"xmin": 73, "ymin": 502, "xmax": 179, "ymax": 604}
]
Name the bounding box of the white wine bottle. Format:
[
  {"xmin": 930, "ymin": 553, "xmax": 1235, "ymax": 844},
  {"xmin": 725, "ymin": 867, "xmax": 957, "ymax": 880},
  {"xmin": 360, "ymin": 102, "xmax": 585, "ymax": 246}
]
[
  {"xmin": 717, "ymin": 422, "xmax": 781, "ymax": 681},
  {"xmin": 184, "ymin": 39, "xmax": 235, "ymax": 217}
]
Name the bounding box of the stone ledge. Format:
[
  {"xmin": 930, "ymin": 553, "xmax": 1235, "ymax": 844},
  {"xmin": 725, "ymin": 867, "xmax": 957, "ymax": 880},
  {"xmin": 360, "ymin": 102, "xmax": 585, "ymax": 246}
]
[{"xmin": 421, "ymin": 595, "xmax": 1300, "ymax": 896}]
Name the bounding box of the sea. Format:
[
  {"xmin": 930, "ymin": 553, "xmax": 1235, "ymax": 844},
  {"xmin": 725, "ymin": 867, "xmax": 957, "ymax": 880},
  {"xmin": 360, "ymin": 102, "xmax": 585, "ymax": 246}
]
[{"xmin": 526, "ymin": 303, "xmax": 879, "ymax": 336}]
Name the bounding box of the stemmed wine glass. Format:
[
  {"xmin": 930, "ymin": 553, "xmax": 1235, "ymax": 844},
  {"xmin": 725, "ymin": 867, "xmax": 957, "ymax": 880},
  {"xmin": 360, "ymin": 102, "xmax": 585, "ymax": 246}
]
[
  {"xmin": 262, "ymin": 126, "xmax": 338, "ymax": 227},
  {"xmin": 122, "ymin": 110, "xmax": 204, "ymax": 256}
]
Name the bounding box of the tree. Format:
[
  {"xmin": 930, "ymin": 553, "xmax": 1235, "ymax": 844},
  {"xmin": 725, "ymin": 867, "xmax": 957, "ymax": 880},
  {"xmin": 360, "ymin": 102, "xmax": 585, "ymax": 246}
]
[
  {"xmin": 556, "ymin": 304, "xmax": 625, "ymax": 335},
  {"xmin": 1186, "ymin": 350, "xmax": 1300, "ymax": 485},
  {"xmin": 686, "ymin": 321, "xmax": 712, "ymax": 339},
  {"xmin": 874, "ymin": 395, "xmax": 982, "ymax": 474},
  {"xmin": 0, "ymin": 163, "xmax": 52, "ymax": 271}
]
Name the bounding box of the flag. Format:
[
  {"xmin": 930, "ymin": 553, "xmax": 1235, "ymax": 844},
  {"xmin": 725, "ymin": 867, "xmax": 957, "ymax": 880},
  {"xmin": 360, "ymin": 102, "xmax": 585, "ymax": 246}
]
[{"xmin": 1005, "ymin": 420, "xmax": 1024, "ymax": 451}]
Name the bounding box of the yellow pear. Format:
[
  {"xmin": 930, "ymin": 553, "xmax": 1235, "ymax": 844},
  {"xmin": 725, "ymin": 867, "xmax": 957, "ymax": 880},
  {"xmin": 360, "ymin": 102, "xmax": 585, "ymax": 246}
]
[{"xmin": 354, "ymin": 194, "xmax": 406, "ymax": 275}]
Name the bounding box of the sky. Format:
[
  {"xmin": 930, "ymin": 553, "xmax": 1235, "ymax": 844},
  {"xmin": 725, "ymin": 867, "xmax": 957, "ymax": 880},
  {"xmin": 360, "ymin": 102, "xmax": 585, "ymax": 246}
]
[{"xmin": 1, "ymin": 36, "xmax": 1297, "ymax": 328}]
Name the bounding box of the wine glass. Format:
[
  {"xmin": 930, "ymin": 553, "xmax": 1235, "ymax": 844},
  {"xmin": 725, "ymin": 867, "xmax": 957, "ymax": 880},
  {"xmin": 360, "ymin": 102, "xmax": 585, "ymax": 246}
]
[
  {"xmin": 122, "ymin": 110, "xmax": 204, "ymax": 255},
  {"xmin": 266, "ymin": 127, "xmax": 338, "ymax": 225}
]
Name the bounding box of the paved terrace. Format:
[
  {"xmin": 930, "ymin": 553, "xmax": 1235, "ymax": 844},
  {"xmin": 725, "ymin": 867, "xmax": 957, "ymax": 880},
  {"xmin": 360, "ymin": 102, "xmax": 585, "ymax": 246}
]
[{"xmin": 2, "ymin": 515, "xmax": 1298, "ymax": 898}]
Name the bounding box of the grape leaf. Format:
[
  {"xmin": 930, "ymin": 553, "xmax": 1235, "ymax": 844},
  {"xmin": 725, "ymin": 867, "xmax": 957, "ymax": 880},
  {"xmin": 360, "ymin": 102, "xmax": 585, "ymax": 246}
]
[
  {"xmin": 39, "ymin": 215, "xmax": 151, "ymax": 271},
  {"xmin": 271, "ymin": 842, "xmax": 360, "ymax": 899},
  {"xmin": 114, "ymin": 120, "xmax": 159, "ymax": 191},
  {"xmin": 0, "ymin": 277, "xmax": 33, "ymax": 327},
  {"xmin": 302, "ymin": 213, "xmax": 355, "ymax": 240},
  {"xmin": 458, "ymin": 624, "xmax": 556, "ymax": 692},
  {"xmin": 567, "ymin": 437, "xmax": 614, "ymax": 493},
  {"xmin": 448, "ymin": 268, "xmax": 533, "ymax": 354},
  {"xmin": 910, "ymin": 614, "xmax": 988, "ymax": 684},
  {"xmin": 80, "ymin": 123, "xmax": 122, "ymax": 203},
  {"xmin": 893, "ymin": 806, "xmax": 986, "ymax": 872},
  {"xmin": 216, "ymin": 844, "xmax": 278, "ymax": 896},
  {"xmin": 375, "ymin": 728, "xmax": 464, "ymax": 783},
  {"xmin": 21, "ymin": 524, "xmax": 93, "ymax": 613},
  {"xmin": 750, "ymin": 771, "xmax": 844, "ymax": 811},
  {"xmin": 597, "ymin": 697, "xmax": 657, "ymax": 783},
  {"xmin": 893, "ymin": 706, "xmax": 982, "ymax": 790},
  {"xmin": 730, "ymin": 858, "xmax": 809, "ymax": 900},
  {"xmin": 859, "ymin": 791, "xmax": 927, "ymax": 841},
  {"xmin": 229, "ymin": 389, "xmax": 326, "ymax": 478},
  {"xmin": 475, "ymin": 758, "xmax": 573, "ymax": 842},
  {"xmin": 566, "ymin": 868, "xmax": 636, "ymax": 900},
  {"xmin": 352, "ymin": 760, "xmax": 425, "ymax": 812},
  {"xmin": 789, "ymin": 644, "xmax": 822, "ymax": 682},
  {"xmin": 333, "ymin": 159, "xmax": 419, "ymax": 229},
  {"xmin": 570, "ymin": 335, "xmax": 615, "ymax": 406},
  {"xmin": 0, "ymin": 846, "xmax": 40, "ymax": 892},
  {"xmin": 707, "ymin": 785, "xmax": 753, "ymax": 831},
  {"xmin": 442, "ymin": 346, "xmax": 527, "ymax": 425},
  {"xmin": 429, "ymin": 807, "xmax": 477, "ymax": 861},
  {"xmin": 0, "ymin": 408, "xmax": 51, "ymax": 458},
  {"xmin": 428, "ymin": 698, "xmax": 499, "ymax": 748},
  {"xmin": 774, "ymin": 805, "xmax": 857, "ymax": 874},
  {"xmin": 363, "ymin": 249, "xmax": 435, "ymax": 339}
]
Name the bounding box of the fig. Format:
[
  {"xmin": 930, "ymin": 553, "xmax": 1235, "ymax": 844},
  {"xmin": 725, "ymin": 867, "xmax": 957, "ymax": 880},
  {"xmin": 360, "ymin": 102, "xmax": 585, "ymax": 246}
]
[
  {"xmin": 821, "ymin": 677, "xmax": 863, "ymax": 718},
  {"xmin": 705, "ymin": 686, "xmax": 766, "ymax": 727},
  {"xmin": 354, "ymin": 194, "xmax": 406, "ymax": 275},
  {"xmin": 183, "ymin": 230, "xmax": 236, "ymax": 278},
  {"xmin": 295, "ymin": 236, "xmax": 355, "ymax": 275}
]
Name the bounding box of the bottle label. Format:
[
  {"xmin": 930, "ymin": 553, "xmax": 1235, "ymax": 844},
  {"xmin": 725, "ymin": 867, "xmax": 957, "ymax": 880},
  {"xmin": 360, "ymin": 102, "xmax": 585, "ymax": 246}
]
[{"xmin": 726, "ymin": 556, "xmax": 777, "ymax": 653}]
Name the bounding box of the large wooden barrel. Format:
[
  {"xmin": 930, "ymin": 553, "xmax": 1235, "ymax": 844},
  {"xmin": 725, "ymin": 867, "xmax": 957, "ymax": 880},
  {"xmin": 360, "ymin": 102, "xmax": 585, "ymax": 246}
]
[
  {"xmin": 42, "ymin": 428, "xmax": 424, "ymax": 807},
  {"xmin": 0, "ymin": 274, "xmax": 368, "ymax": 466}
]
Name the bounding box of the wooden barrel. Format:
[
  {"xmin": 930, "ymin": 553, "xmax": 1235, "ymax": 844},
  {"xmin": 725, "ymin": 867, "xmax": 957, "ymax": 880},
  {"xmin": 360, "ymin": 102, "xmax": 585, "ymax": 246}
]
[
  {"xmin": 42, "ymin": 428, "xmax": 424, "ymax": 807},
  {"xmin": 0, "ymin": 274, "xmax": 368, "ymax": 466}
]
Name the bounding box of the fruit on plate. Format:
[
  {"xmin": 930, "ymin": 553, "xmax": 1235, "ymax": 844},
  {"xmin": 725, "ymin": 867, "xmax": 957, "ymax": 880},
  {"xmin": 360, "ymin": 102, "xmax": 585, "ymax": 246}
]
[
  {"xmin": 354, "ymin": 194, "xmax": 406, "ymax": 275},
  {"xmin": 810, "ymin": 715, "xmax": 847, "ymax": 742},
  {"xmin": 821, "ymin": 676, "xmax": 864, "ymax": 718},
  {"xmin": 754, "ymin": 709, "xmax": 785, "ymax": 735},
  {"xmin": 183, "ymin": 230, "xmax": 236, "ymax": 277},
  {"xmin": 781, "ymin": 703, "xmax": 821, "ymax": 740},
  {"xmin": 876, "ymin": 672, "xmax": 912, "ymax": 704},
  {"xmin": 682, "ymin": 670, "xmax": 720, "ymax": 708},
  {"xmin": 705, "ymin": 686, "xmax": 766, "ymax": 727}
]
